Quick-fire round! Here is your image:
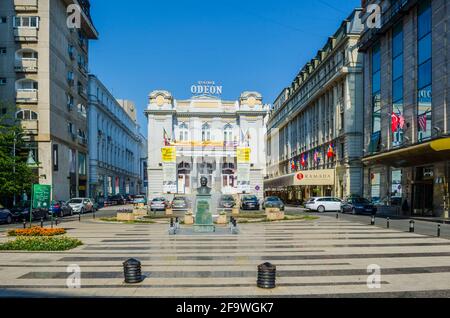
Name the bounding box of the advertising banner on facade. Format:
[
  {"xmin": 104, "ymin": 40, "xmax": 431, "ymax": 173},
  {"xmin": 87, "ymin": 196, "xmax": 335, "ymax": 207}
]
[
  {"xmin": 237, "ymin": 147, "xmax": 251, "ymax": 193},
  {"xmin": 293, "ymin": 169, "xmax": 335, "ymax": 186},
  {"xmin": 162, "ymin": 147, "xmax": 177, "ymax": 193},
  {"xmin": 237, "ymin": 147, "xmax": 251, "ymax": 163}
]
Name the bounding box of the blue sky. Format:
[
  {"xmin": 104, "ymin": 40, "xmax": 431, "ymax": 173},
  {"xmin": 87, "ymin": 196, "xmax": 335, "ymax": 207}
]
[{"xmin": 89, "ymin": 0, "xmax": 361, "ymax": 133}]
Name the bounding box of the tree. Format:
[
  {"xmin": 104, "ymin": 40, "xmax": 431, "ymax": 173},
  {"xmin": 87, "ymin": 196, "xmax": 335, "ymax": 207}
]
[{"xmin": 0, "ymin": 102, "xmax": 36, "ymax": 206}]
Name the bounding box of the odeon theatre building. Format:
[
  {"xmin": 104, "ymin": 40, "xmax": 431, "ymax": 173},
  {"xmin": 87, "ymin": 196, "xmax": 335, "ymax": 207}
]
[{"xmin": 145, "ymin": 88, "xmax": 269, "ymax": 199}]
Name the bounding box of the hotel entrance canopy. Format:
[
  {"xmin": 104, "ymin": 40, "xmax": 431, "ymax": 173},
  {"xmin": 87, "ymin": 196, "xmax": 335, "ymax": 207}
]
[
  {"xmin": 264, "ymin": 169, "xmax": 335, "ymax": 190},
  {"xmin": 362, "ymin": 137, "xmax": 450, "ymax": 168}
]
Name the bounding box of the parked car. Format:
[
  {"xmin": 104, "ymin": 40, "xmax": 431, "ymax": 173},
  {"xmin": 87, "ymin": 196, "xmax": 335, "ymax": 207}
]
[
  {"xmin": 0, "ymin": 205, "xmax": 14, "ymax": 224},
  {"xmin": 124, "ymin": 195, "xmax": 134, "ymax": 204},
  {"xmin": 49, "ymin": 200, "xmax": 74, "ymax": 217},
  {"xmin": 67, "ymin": 198, "xmax": 95, "ymax": 214},
  {"xmin": 341, "ymin": 197, "xmax": 377, "ymax": 215},
  {"xmin": 171, "ymin": 197, "xmax": 189, "ymax": 210},
  {"xmin": 218, "ymin": 195, "xmax": 236, "ymax": 209},
  {"xmin": 240, "ymin": 195, "xmax": 260, "ymax": 211},
  {"xmin": 263, "ymin": 196, "xmax": 285, "ymax": 211},
  {"xmin": 107, "ymin": 194, "xmax": 126, "ymax": 205},
  {"xmin": 305, "ymin": 197, "xmax": 343, "ymax": 213},
  {"xmin": 132, "ymin": 195, "xmax": 147, "ymax": 205},
  {"xmin": 150, "ymin": 197, "xmax": 170, "ymax": 212},
  {"xmin": 10, "ymin": 201, "xmax": 48, "ymax": 222}
]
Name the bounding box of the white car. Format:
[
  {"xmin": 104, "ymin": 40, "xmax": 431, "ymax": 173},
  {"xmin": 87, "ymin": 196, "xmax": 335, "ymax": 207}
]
[
  {"xmin": 67, "ymin": 198, "xmax": 95, "ymax": 214},
  {"xmin": 305, "ymin": 197, "xmax": 343, "ymax": 213}
]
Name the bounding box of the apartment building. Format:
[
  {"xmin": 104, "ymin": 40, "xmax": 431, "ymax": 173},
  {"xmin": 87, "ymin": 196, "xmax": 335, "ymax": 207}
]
[{"xmin": 0, "ymin": 0, "xmax": 98, "ymax": 201}]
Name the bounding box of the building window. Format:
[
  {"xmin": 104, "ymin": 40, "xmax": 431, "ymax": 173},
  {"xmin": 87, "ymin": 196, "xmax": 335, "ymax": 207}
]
[
  {"xmin": 202, "ymin": 123, "xmax": 211, "ymax": 142},
  {"xmin": 53, "ymin": 144, "xmax": 59, "ymax": 171},
  {"xmin": 68, "ymin": 122, "xmax": 74, "ymax": 134},
  {"xmin": 392, "ymin": 22, "xmax": 404, "ymax": 147},
  {"xmin": 77, "ymin": 104, "xmax": 87, "ymax": 117},
  {"xmin": 417, "ymin": 0, "xmax": 432, "ymax": 142},
  {"xmin": 224, "ymin": 124, "xmax": 233, "ymax": 143},
  {"xmin": 78, "ymin": 152, "xmax": 87, "ymax": 176},
  {"xmin": 16, "ymin": 110, "xmax": 38, "ymax": 120},
  {"xmin": 1, "ymin": 108, "xmax": 7, "ymax": 115},
  {"xmin": 0, "ymin": 17, "xmax": 7, "ymax": 24},
  {"xmin": 0, "ymin": 78, "xmax": 6, "ymax": 85},
  {"xmin": 178, "ymin": 122, "xmax": 189, "ymax": 141},
  {"xmin": 67, "ymin": 94, "xmax": 74, "ymax": 110},
  {"xmin": 16, "ymin": 79, "xmax": 38, "ymax": 91},
  {"xmin": 0, "ymin": 48, "xmax": 6, "ymax": 54},
  {"xmin": 369, "ymin": 42, "xmax": 382, "ymax": 154},
  {"xmin": 13, "ymin": 16, "xmax": 39, "ymax": 28},
  {"xmin": 391, "ymin": 169, "xmax": 402, "ymax": 204}
]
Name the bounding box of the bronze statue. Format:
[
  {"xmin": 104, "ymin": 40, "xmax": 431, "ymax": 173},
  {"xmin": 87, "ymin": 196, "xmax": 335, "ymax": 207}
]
[{"xmin": 197, "ymin": 176, "xmax": 212, "ymax": 195}]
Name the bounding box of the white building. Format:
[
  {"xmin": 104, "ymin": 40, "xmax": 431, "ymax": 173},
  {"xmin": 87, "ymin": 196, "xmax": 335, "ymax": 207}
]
[
  {"xmin": 88, "ymin": 75, "xmax": 144, "ymax": 202},
  {"xmin": 145, "ymin": 89, "xmax": 269, "ymax": 200}
]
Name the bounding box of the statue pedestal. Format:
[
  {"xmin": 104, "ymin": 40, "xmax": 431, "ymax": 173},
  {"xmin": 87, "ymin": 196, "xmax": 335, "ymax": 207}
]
[{"xmin": 193, "ymin": 194, "xmax": 215, "ymax": 233}]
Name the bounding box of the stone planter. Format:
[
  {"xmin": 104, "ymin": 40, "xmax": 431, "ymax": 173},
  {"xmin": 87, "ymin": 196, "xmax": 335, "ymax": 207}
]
[
  {"xmin": 232, "ymin": 207, "xmax": 240, "ymax": 215},
  {"xmin": 266, "ymin": 211, "xmax": 285, "ymax": 221},
  {"xmin": 216, "ymin": 214, "xmax": 227, "ymax": 224},
  {"xmin": 165, "ymin": 208, "xmax": 173, "ymax": 216},
  {"xmin": 117, "ymin": 213, "xmax": 135, "ymax": 221},
  {"xmin": 133, "ymin": 210, "xmax": 147, "ymax": 218},
  {"xmin": 184, "ymin": 214, "xmax": 194, "ymax": 225}
]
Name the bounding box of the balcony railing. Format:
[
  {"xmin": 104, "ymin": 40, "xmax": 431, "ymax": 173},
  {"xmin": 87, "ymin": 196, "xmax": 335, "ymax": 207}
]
[
  {"xmin": 78, "ymin": 87, "xmax": 88, "ymax": 99},
  {"xmin": 14, "ymin": 0, "xmax": 38, "ymax": 12},
  {"xmin": 14, "ymin": 58, "xmax": 38, "ymax": 73},
  {"xmin": 14, "ymin": 28, "xmax": 38, "ymax": 42},
  {"xmin": 16, "ymin": 89, "xmax": 38, "ymax": 103}
]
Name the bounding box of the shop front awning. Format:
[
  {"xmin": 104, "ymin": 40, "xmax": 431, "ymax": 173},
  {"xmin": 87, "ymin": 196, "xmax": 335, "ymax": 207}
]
[{"xmin": 362, "ymin": 137, "xmax": 450, "ymax": 168}]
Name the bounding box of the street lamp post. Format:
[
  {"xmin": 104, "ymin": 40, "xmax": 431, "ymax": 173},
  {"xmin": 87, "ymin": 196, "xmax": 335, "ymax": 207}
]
[{"xmin": 12, "ymin": 131, "xmax": 24, "ymax": 207}]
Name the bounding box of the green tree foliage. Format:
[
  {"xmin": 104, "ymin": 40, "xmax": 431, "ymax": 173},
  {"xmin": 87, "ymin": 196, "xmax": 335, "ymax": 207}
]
[{"xmin": 0, "ymin": 103, "xmax": 35, "ymax": 204}]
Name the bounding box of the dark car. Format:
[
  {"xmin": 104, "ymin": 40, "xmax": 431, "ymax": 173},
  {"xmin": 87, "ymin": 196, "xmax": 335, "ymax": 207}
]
[
  {"xmin": 49, "ymin": 200, "xmax": 73, "ymax": 217},
  {"xmin": 0, "ymin": 206, "xmax": 14, "ymax": 224},
  {"xmin": 10, "ymin": 201, "xmax": 48, "ymax": 222},
  {"xmin": 219, "ymin": 195, "xmax": 236, "ymax": 209},
  {"xmin": 107, "ymin": 195, "xmax": 126, "ymax": 205},
  {"xmin": 124, "ymin": 195, "xmax": 134, "ymax": 204},
  {"xmin": 263, "ymin": 196, "xmax": 285, "ymax": 211},
  {"xmin": 341, "ymin": 197, "xmax": 377, "ymax": 215},
  {"xmin": 241, "ymin": 195, "xmax": 260, "ymax": 211}
]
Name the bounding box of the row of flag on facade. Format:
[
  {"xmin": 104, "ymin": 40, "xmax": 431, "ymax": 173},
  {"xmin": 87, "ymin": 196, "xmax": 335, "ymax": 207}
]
[{"xmin": 290, "ymin": 144, "xmax": 335, "ymax": 170}]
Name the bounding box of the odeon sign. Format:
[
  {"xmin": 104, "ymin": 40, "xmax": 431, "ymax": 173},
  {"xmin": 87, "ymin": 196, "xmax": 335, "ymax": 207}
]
[{"xmin": 191, "ymin": 81, "xmax": 223, "ymax": 96}]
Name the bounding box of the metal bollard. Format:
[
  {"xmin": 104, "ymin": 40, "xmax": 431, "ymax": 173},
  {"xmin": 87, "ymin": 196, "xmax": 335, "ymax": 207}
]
[
  {"xmin": 40, "ymin": 217, "xmax": 44, "ymax": 228},
  {"xmin": 23, "ymin": 220, "xmax": 26, "ymax": 229},
  {"xmin": 336, "ymin": 213, "xmax": 339, "ymax": 219},
  {"xmin": 257, "ymin": 262, "xmax": 276, "ymax": 289},
  {"xmin": 123, "ymin": 258, "xmax": 143, "ymax": 284},
  {"xmin": 93, "ymin": 210, "xmax": 96, "ymax": 219},
  {"xmin": 55, "ymin": 217, "xmax": 58, "ymax": 226},
  {"xmin": 438, "ymin": 224, "xmax": 441, "ymax": 237},
  {"xmin": 51, "ymin": 218, "xmax": 54, "ymax": 229},
  {"xmin": 371, "ymin": 215, "xmax": 375, "ymax": 226},
  {"xmin": 387, "ymin": 217, "xmax": 390, "ymax": 229},
  {"xmin": 409, "ymin": 220, "xmax": 415, "ymax": 233},
  {"xmin": 79, "ymin": 212, "xmax": 81, "ymax": 222}
]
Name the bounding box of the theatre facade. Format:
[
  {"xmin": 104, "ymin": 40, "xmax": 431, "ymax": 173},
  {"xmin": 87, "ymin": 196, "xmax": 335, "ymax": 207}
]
[{"xmin": 145, "ymin": 88, "xmax": 269, "ymax": 200}]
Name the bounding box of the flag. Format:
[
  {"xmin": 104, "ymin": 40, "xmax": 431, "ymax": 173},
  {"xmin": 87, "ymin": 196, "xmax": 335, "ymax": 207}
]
[
  {"xmin": 391, "ymin": 113, "xmax": 400, "ymax": 133},
  {"xmin": 327, "ymin": 144, "xmax": 335, "ymax": 159},
  {"xmin": 313, "ymin": 151, "xmax": 318, "ymax": 163},
  {"xmin": 418, "ymin": 113, "xmax": 427, "ymax": 132},
  {"xmin": 301, "ymin": 154, "xmax": 306, "ymax": 167},
  {"xmin": 240, "ymin": 129, "xmax": 245, "ymax": 146},
  {"xmin": 163, "ymin": 128, "xmax": 170, "ymax": 146},
  {"xmin": 291, "ymin": 160, "xmax": 296, "ymax": 171},
  {"xmin": 398, "ymin": 114, "xmax": 405, "ymax": 130}
]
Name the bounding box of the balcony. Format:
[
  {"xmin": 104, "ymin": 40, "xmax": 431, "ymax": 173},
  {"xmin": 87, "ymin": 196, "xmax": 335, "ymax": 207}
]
[
  {"xmin": 16, "ymin": 89, "xmax": 38, "ymax": 103},
  {"xmin": 14, "ymin": 58, "xmax": 38, "ymax": 73},
  {"xmin": 78, "ymin": 136, "xmax": 88, "ymax": 146},
  {"xmin": 14, "ymin": 28, "xmax": 38, "ymax": 42},
  {"xmin": 14, "ymin": 0, "xmax": 38, "ymax": 12},
  {"xmin": 78, "ymin": 86, "xmax": 88, "ymax": 100}
]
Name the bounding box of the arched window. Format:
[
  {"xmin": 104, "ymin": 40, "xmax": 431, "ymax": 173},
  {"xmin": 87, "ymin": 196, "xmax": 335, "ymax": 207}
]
[
  {"xmin": 179, "ymin": 122, "xmax": 189, "ymax": 141},
  {"xmin": 16, "ymin": 110, "xmax": 38, "ymax": 121},
  {"xmin": 223, "ymin": 124, "xmax": 233, "ymax": 143},
  {"xmin": 202, "ymin": 122, "xmax": 211, "ymax": 142}
]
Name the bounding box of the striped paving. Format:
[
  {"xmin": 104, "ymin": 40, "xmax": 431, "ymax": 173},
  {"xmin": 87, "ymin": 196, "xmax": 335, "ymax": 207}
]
[{"xmin": 1, "ymin": 216, "xmax": 450, "ymax": 297}]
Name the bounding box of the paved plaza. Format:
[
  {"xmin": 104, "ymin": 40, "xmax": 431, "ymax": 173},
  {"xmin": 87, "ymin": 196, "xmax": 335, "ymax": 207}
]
[{"xmin": 1, "ymin": 214, "xmax": 450, "ymax": 297}]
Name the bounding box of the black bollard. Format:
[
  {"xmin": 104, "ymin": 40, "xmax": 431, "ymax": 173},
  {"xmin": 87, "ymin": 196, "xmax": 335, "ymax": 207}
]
[
  {"xmin": 93, "ymin": 210, "xmax": 96, "ymax": 219},
  {"xmin": 79, "ymin": 212, "xmax": 81, "ymax": 222},
  {"xmin": 40, "ymin": 217, "xmax": 44, "ymax": 228},
  {"xmin": 23, "ymin": 220, "xmax": 26, "ymax": 229},
  {"xmin": 123, "ymin": 258, "xmax": 143, "ymax": 284},
  {"xmin": 370, "ymin": 215, "xmax": 375, "ymax": 226},
  {"xmin": 51, "ymin": 218, "xmax": 54, "ymax": 229},
  {"xmin": 55, "ymin": 217, "xmax": 58, "ymax": 226},
  {"xmin": 387, "ymin": 217, "xmax": 390, "ymax": 229},
  {"xmin": 336, "ymin": 213, "xmax": 339, "ymax": 219},
  {"xmin": 170, "ymin": 218, "xmax": 174, "ymax": 227},
  {"xmin": 409, "ymin": 220, "xmax": 415, "ymax": 233},
  {"xmin": 438, "ymin": 224, "xmax": 441, "ymax": 237},
  {"xmin": 257, "ymin": 262, "xmax": 276, "ymax": 289}
]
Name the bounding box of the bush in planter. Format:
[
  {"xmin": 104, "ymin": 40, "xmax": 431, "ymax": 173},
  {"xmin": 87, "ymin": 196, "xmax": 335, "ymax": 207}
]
[
  {"xmin": 8, "ymin": 227, "xmax": 66, "ymax": 237},
  {"xmin": 0, "ymin": 236, "xmax": 82, "ymax": 251}
]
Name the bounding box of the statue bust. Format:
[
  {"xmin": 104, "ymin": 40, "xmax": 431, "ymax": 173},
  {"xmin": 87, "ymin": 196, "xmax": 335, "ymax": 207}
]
[{"xmin": 197, "ymin": 176, "xmax": 212, "ymax": 195}]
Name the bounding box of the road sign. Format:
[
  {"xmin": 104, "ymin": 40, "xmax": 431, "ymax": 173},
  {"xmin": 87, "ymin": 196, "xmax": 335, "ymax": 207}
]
[
  {"xmin": 32, "ymin": 184, "xmax": 51, "ymax": 209},
  {"xmin": 255, "ymin": 185, "xmax": 261, "ymax": 191}
]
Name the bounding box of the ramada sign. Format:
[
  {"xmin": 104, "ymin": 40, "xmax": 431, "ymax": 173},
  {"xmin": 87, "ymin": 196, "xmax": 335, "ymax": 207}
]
[{"xmin": 294, "ymin": 170, "xmax": 335, "ymax": 186}]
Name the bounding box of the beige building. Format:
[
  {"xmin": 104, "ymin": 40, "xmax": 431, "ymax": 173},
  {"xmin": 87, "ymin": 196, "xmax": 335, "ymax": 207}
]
[{"xmin": 0, "ymin": 0, "xmax": 98, "ymax": 200}]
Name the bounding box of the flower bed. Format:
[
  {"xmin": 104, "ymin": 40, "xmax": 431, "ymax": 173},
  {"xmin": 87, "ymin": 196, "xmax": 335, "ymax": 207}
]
[
  {"xmin": 0, "ymin": 236, "xmax": 82, "ymax": 251},
  {"xmin": 8, "ymin": 227, "xmax": 66, "ymax": 237}
]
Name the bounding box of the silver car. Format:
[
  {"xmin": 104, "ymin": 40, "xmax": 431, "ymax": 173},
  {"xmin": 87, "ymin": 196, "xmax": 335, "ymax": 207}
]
[
  {"xmin": 67, "ymin": 198, "xmax": 95, "ymax": 214},
  {"xmin": 150, "ymin": 197, "xmax": 169, "ymax": 212}
]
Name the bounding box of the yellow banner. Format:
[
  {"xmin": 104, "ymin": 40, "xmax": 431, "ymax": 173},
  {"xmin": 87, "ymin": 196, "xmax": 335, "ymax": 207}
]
[
  {"xmin": 161, "ymin": 147, "xmax": 176, "ymax": 163},
  {"xmin": 237, "ymin": 147, "xmax": 251, "ymax": 163}
]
